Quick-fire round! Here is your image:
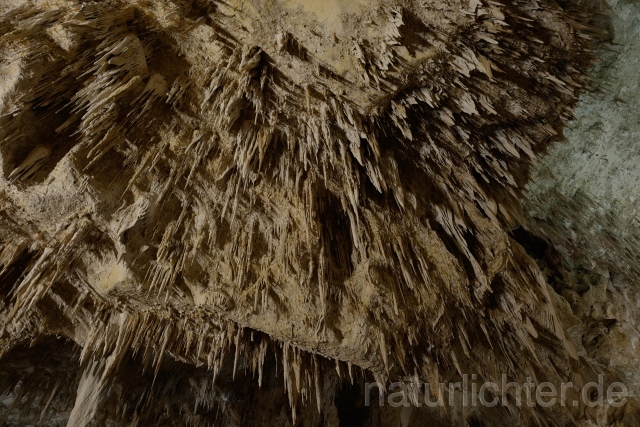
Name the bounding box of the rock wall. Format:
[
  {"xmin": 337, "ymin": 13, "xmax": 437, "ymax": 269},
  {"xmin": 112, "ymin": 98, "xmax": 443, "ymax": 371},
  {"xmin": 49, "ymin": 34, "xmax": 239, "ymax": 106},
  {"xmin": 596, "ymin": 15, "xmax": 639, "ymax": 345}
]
[
  {"xmin": 0, "ymin": 0, "xmax": 637, "ymax": 425},
  {"xmin": 523, "ymin": 0, "xmax": 640, "ymax": 424}
]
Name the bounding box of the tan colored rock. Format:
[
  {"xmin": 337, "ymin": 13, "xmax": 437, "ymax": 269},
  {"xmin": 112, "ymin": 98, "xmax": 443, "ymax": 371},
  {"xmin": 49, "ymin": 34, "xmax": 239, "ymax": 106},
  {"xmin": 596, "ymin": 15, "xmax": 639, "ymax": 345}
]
[{"xmin": 0, "ymin": 0, "xmax": 636, "ymax": 425}]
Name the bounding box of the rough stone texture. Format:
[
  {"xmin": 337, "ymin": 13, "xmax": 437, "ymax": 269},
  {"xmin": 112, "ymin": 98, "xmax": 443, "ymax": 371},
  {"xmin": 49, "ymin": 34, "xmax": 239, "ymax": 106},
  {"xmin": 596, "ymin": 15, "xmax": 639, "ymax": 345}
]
[
  {"xmin": 523, "ymin": 0, "xmax": 640, "ymax": 424},
  {"xmin": 526, "ymin": 0, "xmax": 640, "ymax": 278},
  {"xmin": 0, "ymin": 0, "xmax": 637, "ymax": 426}
]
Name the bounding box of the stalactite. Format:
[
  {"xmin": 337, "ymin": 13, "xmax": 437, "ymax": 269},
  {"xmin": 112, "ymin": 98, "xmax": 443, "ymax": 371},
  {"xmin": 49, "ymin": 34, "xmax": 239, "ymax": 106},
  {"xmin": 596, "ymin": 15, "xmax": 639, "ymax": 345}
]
[{"xmin": 0, "ymin": 0, "xmax": 630, "ymax": 425}]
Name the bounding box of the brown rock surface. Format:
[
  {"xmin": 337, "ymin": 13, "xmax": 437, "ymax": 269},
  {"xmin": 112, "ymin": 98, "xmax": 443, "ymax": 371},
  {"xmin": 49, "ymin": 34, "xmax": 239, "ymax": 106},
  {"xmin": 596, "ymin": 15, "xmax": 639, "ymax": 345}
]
[{"xmin": 0, "ymin": 0, "xmax": 636, "ymax": 425}]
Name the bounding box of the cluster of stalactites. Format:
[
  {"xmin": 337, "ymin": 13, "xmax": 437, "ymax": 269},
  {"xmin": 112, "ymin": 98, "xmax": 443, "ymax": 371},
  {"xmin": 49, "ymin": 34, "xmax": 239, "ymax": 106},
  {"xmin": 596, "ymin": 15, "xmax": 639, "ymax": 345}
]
[{"xmin": 0, "ymin": 0, "xmax": 602, "ymax": 424}]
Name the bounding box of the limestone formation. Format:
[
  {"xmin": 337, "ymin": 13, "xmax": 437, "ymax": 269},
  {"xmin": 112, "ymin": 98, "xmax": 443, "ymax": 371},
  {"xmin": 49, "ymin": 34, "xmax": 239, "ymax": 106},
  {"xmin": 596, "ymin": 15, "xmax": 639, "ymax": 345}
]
[{"xmin": 0, "ymin": 0, "xmax": 637, "ymax": 426}]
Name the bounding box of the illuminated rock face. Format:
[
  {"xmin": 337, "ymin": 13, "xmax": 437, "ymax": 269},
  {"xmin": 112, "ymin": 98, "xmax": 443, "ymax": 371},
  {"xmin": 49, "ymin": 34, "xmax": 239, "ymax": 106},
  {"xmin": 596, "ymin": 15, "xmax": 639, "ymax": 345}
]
[{"xmin": 0, "ymin": 0, "xmax": 637, "ymax": 425}]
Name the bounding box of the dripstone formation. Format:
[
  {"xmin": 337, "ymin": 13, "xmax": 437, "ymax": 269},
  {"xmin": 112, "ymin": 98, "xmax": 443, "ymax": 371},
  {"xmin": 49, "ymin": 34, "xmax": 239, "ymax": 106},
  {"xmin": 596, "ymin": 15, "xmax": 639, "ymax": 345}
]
[{"xmin": 0, "ymin": 0, "xmax": 635, "ymax": 425}]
